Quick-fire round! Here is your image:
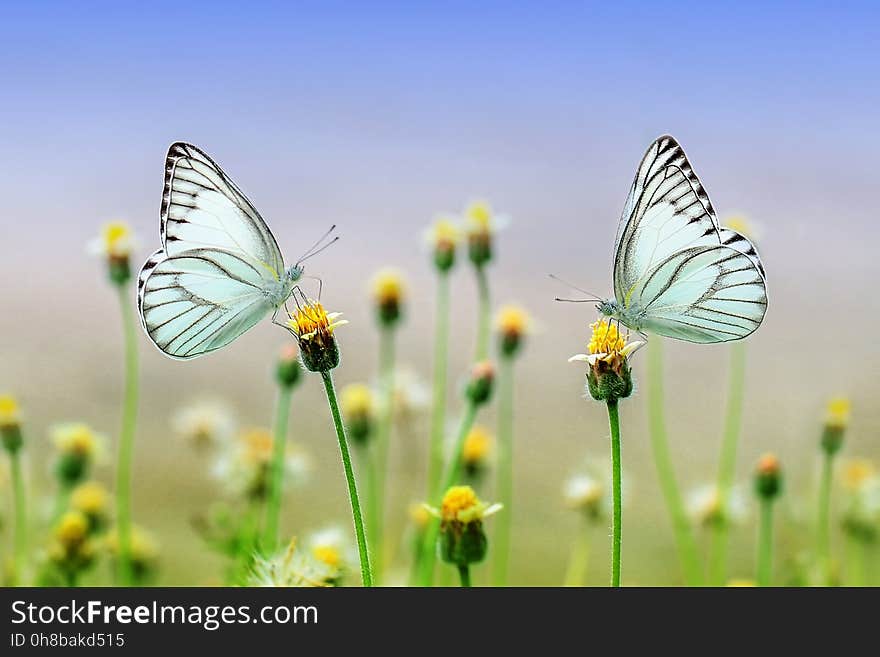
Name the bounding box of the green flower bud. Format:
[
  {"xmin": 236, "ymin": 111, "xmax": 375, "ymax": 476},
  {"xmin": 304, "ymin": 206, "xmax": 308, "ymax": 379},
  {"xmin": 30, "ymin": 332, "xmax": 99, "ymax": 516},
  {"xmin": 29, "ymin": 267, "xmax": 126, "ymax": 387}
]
[
  {"xmin": 466, "ymin": 361, "xmax": 495, "ymax": 406},
  {"xmin": 275, "ymin": 345, "xmax": 303, "ymax": 388},
  {"xmin": 754, "ymin": 453, "xmax": 783, "ymax": 500}
]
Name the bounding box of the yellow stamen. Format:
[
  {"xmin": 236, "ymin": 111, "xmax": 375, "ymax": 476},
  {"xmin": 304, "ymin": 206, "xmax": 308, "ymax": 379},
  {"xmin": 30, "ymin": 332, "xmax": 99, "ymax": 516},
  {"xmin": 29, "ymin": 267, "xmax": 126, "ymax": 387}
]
[{"xmin": 588, "ymin": 319, "xmax": 625, "ymax": 355}]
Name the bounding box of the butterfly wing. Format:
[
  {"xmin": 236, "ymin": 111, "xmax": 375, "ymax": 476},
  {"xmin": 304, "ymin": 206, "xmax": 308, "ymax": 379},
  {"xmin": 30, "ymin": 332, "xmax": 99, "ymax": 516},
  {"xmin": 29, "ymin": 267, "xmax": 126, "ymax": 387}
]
[
  {"xmin": 613, "ymin": 135, "xmax": 767, "ymax": 343},
  {"xmin": 137, "ymin": 248, "xmax": 276, "ymax": 360},
  {"xmin": 161, "ymin": 142, "xmax": 285, "ymax": 280},
  {"xmin": 629, "ymin": 245, "xmax": 767, "ymax": 343}
]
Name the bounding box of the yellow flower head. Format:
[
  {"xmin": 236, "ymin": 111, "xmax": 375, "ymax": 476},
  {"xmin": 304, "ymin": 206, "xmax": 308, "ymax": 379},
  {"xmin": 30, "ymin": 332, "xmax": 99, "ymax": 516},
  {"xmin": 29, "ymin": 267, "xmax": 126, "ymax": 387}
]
[
  {"xmin": 239, "ymin": 428, "xmax": 274, "ymax": 465},
  {"xmin": 588, "ymin": 319, "xmax": 625, "ymax": 355},
  {"xmin": 429, "ymin": 216, "xmax": 460, "ymax": 249},
  {"xmin": 71, "ymin": 481, "xmax": 110, "ymax": 517},
  {"xmin": 94, "ymin": 221, "xmax": 136, "ymax": 258},
  {"xmin": 409, "ymin": 502, "xmax": 431, "ymax": 530},
  {"xmin": 56, "ymin": 511, "xmax": 89, "ymax": 548},
  {"xmin": 842, "ymin": 459, "xmax": 876, "ymax": 491},
  {"xmin": 0, "ymin": 395, "xmax": 21, "ymax": 427},
  {"xmin": 464, "ymin": 200, "xmax": 494, "ymax": 236},
  {"xmin": 286, "ymin": 299, "xmax": 347, "ymax": 372},
  {"xmin": 371, "ymin": 268, "xmax": 406, "ymax": 306},
  {"xmin": 496, "ymin": 305, "xmax": 531, "ymax": 357},
  {"xmin": 52, "ymin": 423, "xmax": 101, "ymax": 458},
  {"xmin": 825, "ymin": 397, "xmax": 851, "ymax": 429},
  {"xmin": 308, "ymin": 527, "xmax": 348, "ymax": 573},
  {"xmin": 462, "ymin": 426, "xmax": 493, "ymax": 466},
  {"xmin": 248, "ymin": 539, "xmax": 336, "ymax": 587},
  {"xmin": 439, "ymin": 485, "xmax": 501, "ymax": 525},
  {"xmin": 724, "ymin": 215, "xmax": 760, "ymax": 241},
  {"xmin": 341, "ymin": 383, "xmax": 375, "ymax": 418}
]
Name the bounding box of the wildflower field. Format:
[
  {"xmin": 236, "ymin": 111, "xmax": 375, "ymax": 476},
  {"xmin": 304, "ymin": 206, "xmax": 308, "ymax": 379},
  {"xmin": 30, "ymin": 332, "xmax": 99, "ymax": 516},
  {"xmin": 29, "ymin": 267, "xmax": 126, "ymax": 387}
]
[{"xmin": 1, "ymin": 3, "xmax": 878, "ymax": 589}]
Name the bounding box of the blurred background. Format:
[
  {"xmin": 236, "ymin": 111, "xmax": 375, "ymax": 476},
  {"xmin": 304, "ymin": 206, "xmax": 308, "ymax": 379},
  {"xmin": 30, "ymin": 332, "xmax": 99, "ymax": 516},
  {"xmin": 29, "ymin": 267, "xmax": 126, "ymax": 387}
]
[{"xmin": 1, "ymin": 1, "xmax": 878, "ymax": 585}]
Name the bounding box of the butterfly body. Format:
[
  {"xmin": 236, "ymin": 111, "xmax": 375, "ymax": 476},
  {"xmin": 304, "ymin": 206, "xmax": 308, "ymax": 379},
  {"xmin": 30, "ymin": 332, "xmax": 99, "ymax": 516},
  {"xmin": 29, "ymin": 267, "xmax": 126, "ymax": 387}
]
[
  {"xmin": 597, "ymin": 135, "xmax": 767, "ymax": 344},
  {"xmin": 138, "ymin": 143, "xmax": 312, "ymax": 360}
]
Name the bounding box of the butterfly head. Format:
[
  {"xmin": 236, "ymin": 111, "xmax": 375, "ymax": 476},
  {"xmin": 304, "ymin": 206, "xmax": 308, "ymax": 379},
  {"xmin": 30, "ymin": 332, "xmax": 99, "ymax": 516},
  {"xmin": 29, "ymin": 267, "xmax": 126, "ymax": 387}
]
[
  {"xmin": 597, "ymin": 299, "xmax": 619, "ymax": 317},
  {"xmin": 286, "ymin": 265, "xmax": 304, "ymax": 283}
]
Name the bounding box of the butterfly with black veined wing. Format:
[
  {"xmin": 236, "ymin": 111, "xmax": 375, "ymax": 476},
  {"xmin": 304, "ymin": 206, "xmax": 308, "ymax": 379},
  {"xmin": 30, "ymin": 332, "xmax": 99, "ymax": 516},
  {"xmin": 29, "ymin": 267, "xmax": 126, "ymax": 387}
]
[
  {"xmin": 137, "ymin": 142, "xmax": 334, "ymax": 360},
  {"xmin": 568, "ymin": 135, "xmax": 767, "ymax": 343}
]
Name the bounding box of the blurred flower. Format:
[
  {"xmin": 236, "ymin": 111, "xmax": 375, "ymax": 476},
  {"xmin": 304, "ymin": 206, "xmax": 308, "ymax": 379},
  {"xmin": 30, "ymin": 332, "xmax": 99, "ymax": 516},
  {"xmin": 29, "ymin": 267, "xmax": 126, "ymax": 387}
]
[
  {"xmin": 391, "ymin": 368, "xmax": 431, "ymax": 417},
  {"xmin": 569, "ymin": 320, "xmax": 643, "ymax": 403},
  {"xmin": 106, "ymin": 524, "xmax": 159, "ymax": 584},
  {"xmin": 48, "ymin": 511, "xmax": 95, "ymax": 577},
  {"xmin": 341, "ymin": 383, "xmax": 376, "ymax": 445},
  {"xmin": 214, "ymin": 428, "xmax": 310, "ymax": 501},
  {"xmin": 821, "ymin": 396, "xmax": 850, "ymax": 455},
  {"xmin": 285, "ymin": 300, "xmax": 347, "ymax": 372},
  {"xmin": 727, "ymin": 579, "xmax": 757, "ymax": 587},
  {"xmin": 426, "ymin": 215, "xmax": 460, "ymax": 272},
  {"xmin": 307, "ymin": 526, "xmax": 352, "ymax": 584},
  {"xmin": 172, "ymin": 399, "xmax": 236, "ymax": 452},
  {"xmin": 840, "ymin": 459, "xmax": 880, "ymax": 543},
  {"xmin": 461, "ymin": 425, "xmax": 493, "ymax": 479},
  {"xmin": 754, "ymin": 453, "xmax": 783, "ymax": 501},
  {"xmin": 89, "ymin": 221, "xmax": 137, "ymax": 285},
  {"xmin": 688, "ymin": 483, "xmax": 747, "ymax": 529},
  {"xmin": 248, "ymin": 540, "xmax": 335, "ymax": 587},
  {"xmin": 564, "ymin": 474, "xmax": 605, "ymax": 521},
  {"xmin": 495, "ymin": 305, "xmax": 531, "ymax": 358},
  {"xmin": 723, "ymin": 214, "xmax": 761, "ymax": 241},
  {"xmin": 466, "ymin": 360, "xmax": 495, "ymax": 406},
  {"xmin": 70, "ymin": 481, "xmax": 110, "ymax": 532},
  {"xmin": 276, "ymin": 343, "xmax": 303, "ymax": 389},
  {"xmin": 463, "ymin": 200, "xmax": 507, "ymax": 267},
  {"xmin": 0, "ymin": 394, "xmax": 23, "ymax": 454},
  {"xmin": 51, "ymin": 423, "xmax": 105, "ymax": 487},
  {"xmin": 371, "ymin": 268, "xmax": 406, "ymax": 327},
  {"xmin": 408, "ymin": 502, "xmax": 431, "ymax": 532},
  {"xmin": 427, "ymin": 485, "xmax": 502, "ymax": 567}
]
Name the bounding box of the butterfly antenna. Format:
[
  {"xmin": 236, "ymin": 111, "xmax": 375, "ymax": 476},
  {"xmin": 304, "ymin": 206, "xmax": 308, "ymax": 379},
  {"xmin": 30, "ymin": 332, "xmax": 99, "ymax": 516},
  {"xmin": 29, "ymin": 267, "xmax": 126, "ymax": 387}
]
[
  {"xmin": 296, "ymin": 224, "xmax": 338, "ymax": 265},
  {"xmin": 554, "ymin": 297, "xmax": 597, "ymax": 303},
  {"xmin": 548, "ymin": 273, "xmax": 602, "ymax": 301}
]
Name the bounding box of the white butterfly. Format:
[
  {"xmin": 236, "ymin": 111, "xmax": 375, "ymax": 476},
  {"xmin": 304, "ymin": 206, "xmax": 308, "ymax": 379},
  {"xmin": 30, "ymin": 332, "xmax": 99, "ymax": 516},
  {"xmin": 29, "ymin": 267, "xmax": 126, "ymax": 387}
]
[
  {"xmin": 137, "ymin": 143, "xmax": 332, "ymax": 359},
  {"xmin": 588, "ymin": 135, "xmax": 767, "ymax": 343}
]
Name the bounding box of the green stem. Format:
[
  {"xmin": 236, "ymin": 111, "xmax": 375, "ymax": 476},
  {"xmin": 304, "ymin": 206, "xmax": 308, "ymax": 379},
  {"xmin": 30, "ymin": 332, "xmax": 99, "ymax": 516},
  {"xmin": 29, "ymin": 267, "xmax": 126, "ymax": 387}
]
[
  {"xmin": 372, "ymin": 326, "xmax": 396, "ymax": 582},
  {"xmin": 418, "ymin": 400, "xmax": 480, "ymax": 586},
  {"xmin": 492, "ymin": 355, "xmax": 515, "ymax": 586},
  {"xmin": 263, "ymin": 384, "xmax": 293, "ymax": 552},
  {"xmin": 320, "ymin": 370, "xmax": 373, "ymax": 587},
  {"xmin": 708, "ymin": 341, "xmax": 747, "ymax": 585},
  {"xmin": 10, "ymin": 452, "xmax": 27, "ymax": 584},
  {"xmin": 846, "ymin": 536, "xmax": 866, "ymax": 586},
  {"xmin": 563, "ymin": 520, "xmax": 591, "ymax": 587},
  {"xmin": 607, "ymin": 400, "xmax": 622, "ymax": 587},
  {"xmin": 757, "ymin": 498, "xmax": 774, "ymax": 586},
  {"xmin": 427, "ymin": 272, "xmax": 451, "ymax": 498},
  {"xmin": 357, "ymin": 443, "xmax": 380, "ymax": 576},
  {"xmin": 646, "ymin": 339, "xmax": 703, "ymax": 586},
  {"xmin": 817, "ymin": 451, "xmax": 834, "ymax": 585},
  {"xmin": 474, "ymin": 265, "xmax": 490, "ymax": 361},
  {"xmin": 458, "ymin": 564, "xmax": 472, "ymax": 587},
  {"xmin": 115, "ymin": 284, "xmax": 139, "ymax": 586}
]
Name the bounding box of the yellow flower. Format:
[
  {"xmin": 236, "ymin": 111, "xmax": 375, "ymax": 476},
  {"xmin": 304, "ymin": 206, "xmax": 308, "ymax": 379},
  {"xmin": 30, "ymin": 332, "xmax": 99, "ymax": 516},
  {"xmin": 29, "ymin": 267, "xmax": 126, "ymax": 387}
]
[
  {"xmin": 286, "ymin": 300, "xmax": 347, "ymax": 372},
  {"xmin": 409, "ymin": 502, "xmax": 431, "ymax": 530},
  {"xmin": 825, "ymin": 397, "xmax": 851, "ymax": 429},
  {"xmin": 248, "ymin": 540, "xmax": 335, "ymax": 587},
  {"xmin": 371, "ymin": 268, "xmax": 406, "ymax": 306},
  {"xmin": 341, "ymin": 383, "xmax": 375, "ymax": 418},
  {"xmin": 439, "ymin": 485, "xmax": 502, "ymax": 525},
  {"xmin": 462, "ymin": 426, "xmax": 493, "ymax": 468},
  {"xmin": 308, "ymin": 527, "xmax": 349, "ymax": 575},
  {"xmin": 569, "ymin": 320, "xmax": 643, "ymax": 402},
  {"xmin": 215, "ymin": 428, "xmax": 310, "ymax": 500},
  {"xmin": 55, "ymin": 511, "xmax": 89, "ymax": 549},
  {"xmin": 463, "ymin": 200, "xmax": 507, "ymax": 266},
  {"xmin": 91, "ymin": 221, "xmax": 137, "ymax": 258},
  {"xmin": 51, "ymin": 423, "xmax": 102, "ymax": 458},
  {"xmin": 495, "ymin": 305, "xmax": 531, "ymax": 357},
  {"xmin": 172, "ymin": 400, "xmax": 236, "ymax": 450},
  {"xmin": 71, "ymin": 481, "xmax": 110, "ymax": 522},
  {"xmin": 723, "ymin": 215, "xmax": 760, "ymax": 241},
  {"xmin": 727, "ymin": 579, "xmax": 757, "ymax": 587},
  {"xmin": 0, "ymin": 395, "xmax": 21, "ymax": 427},
  {"xmin": 842, "ymin": 459, "xmax": 877, "ymax": 491}
]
